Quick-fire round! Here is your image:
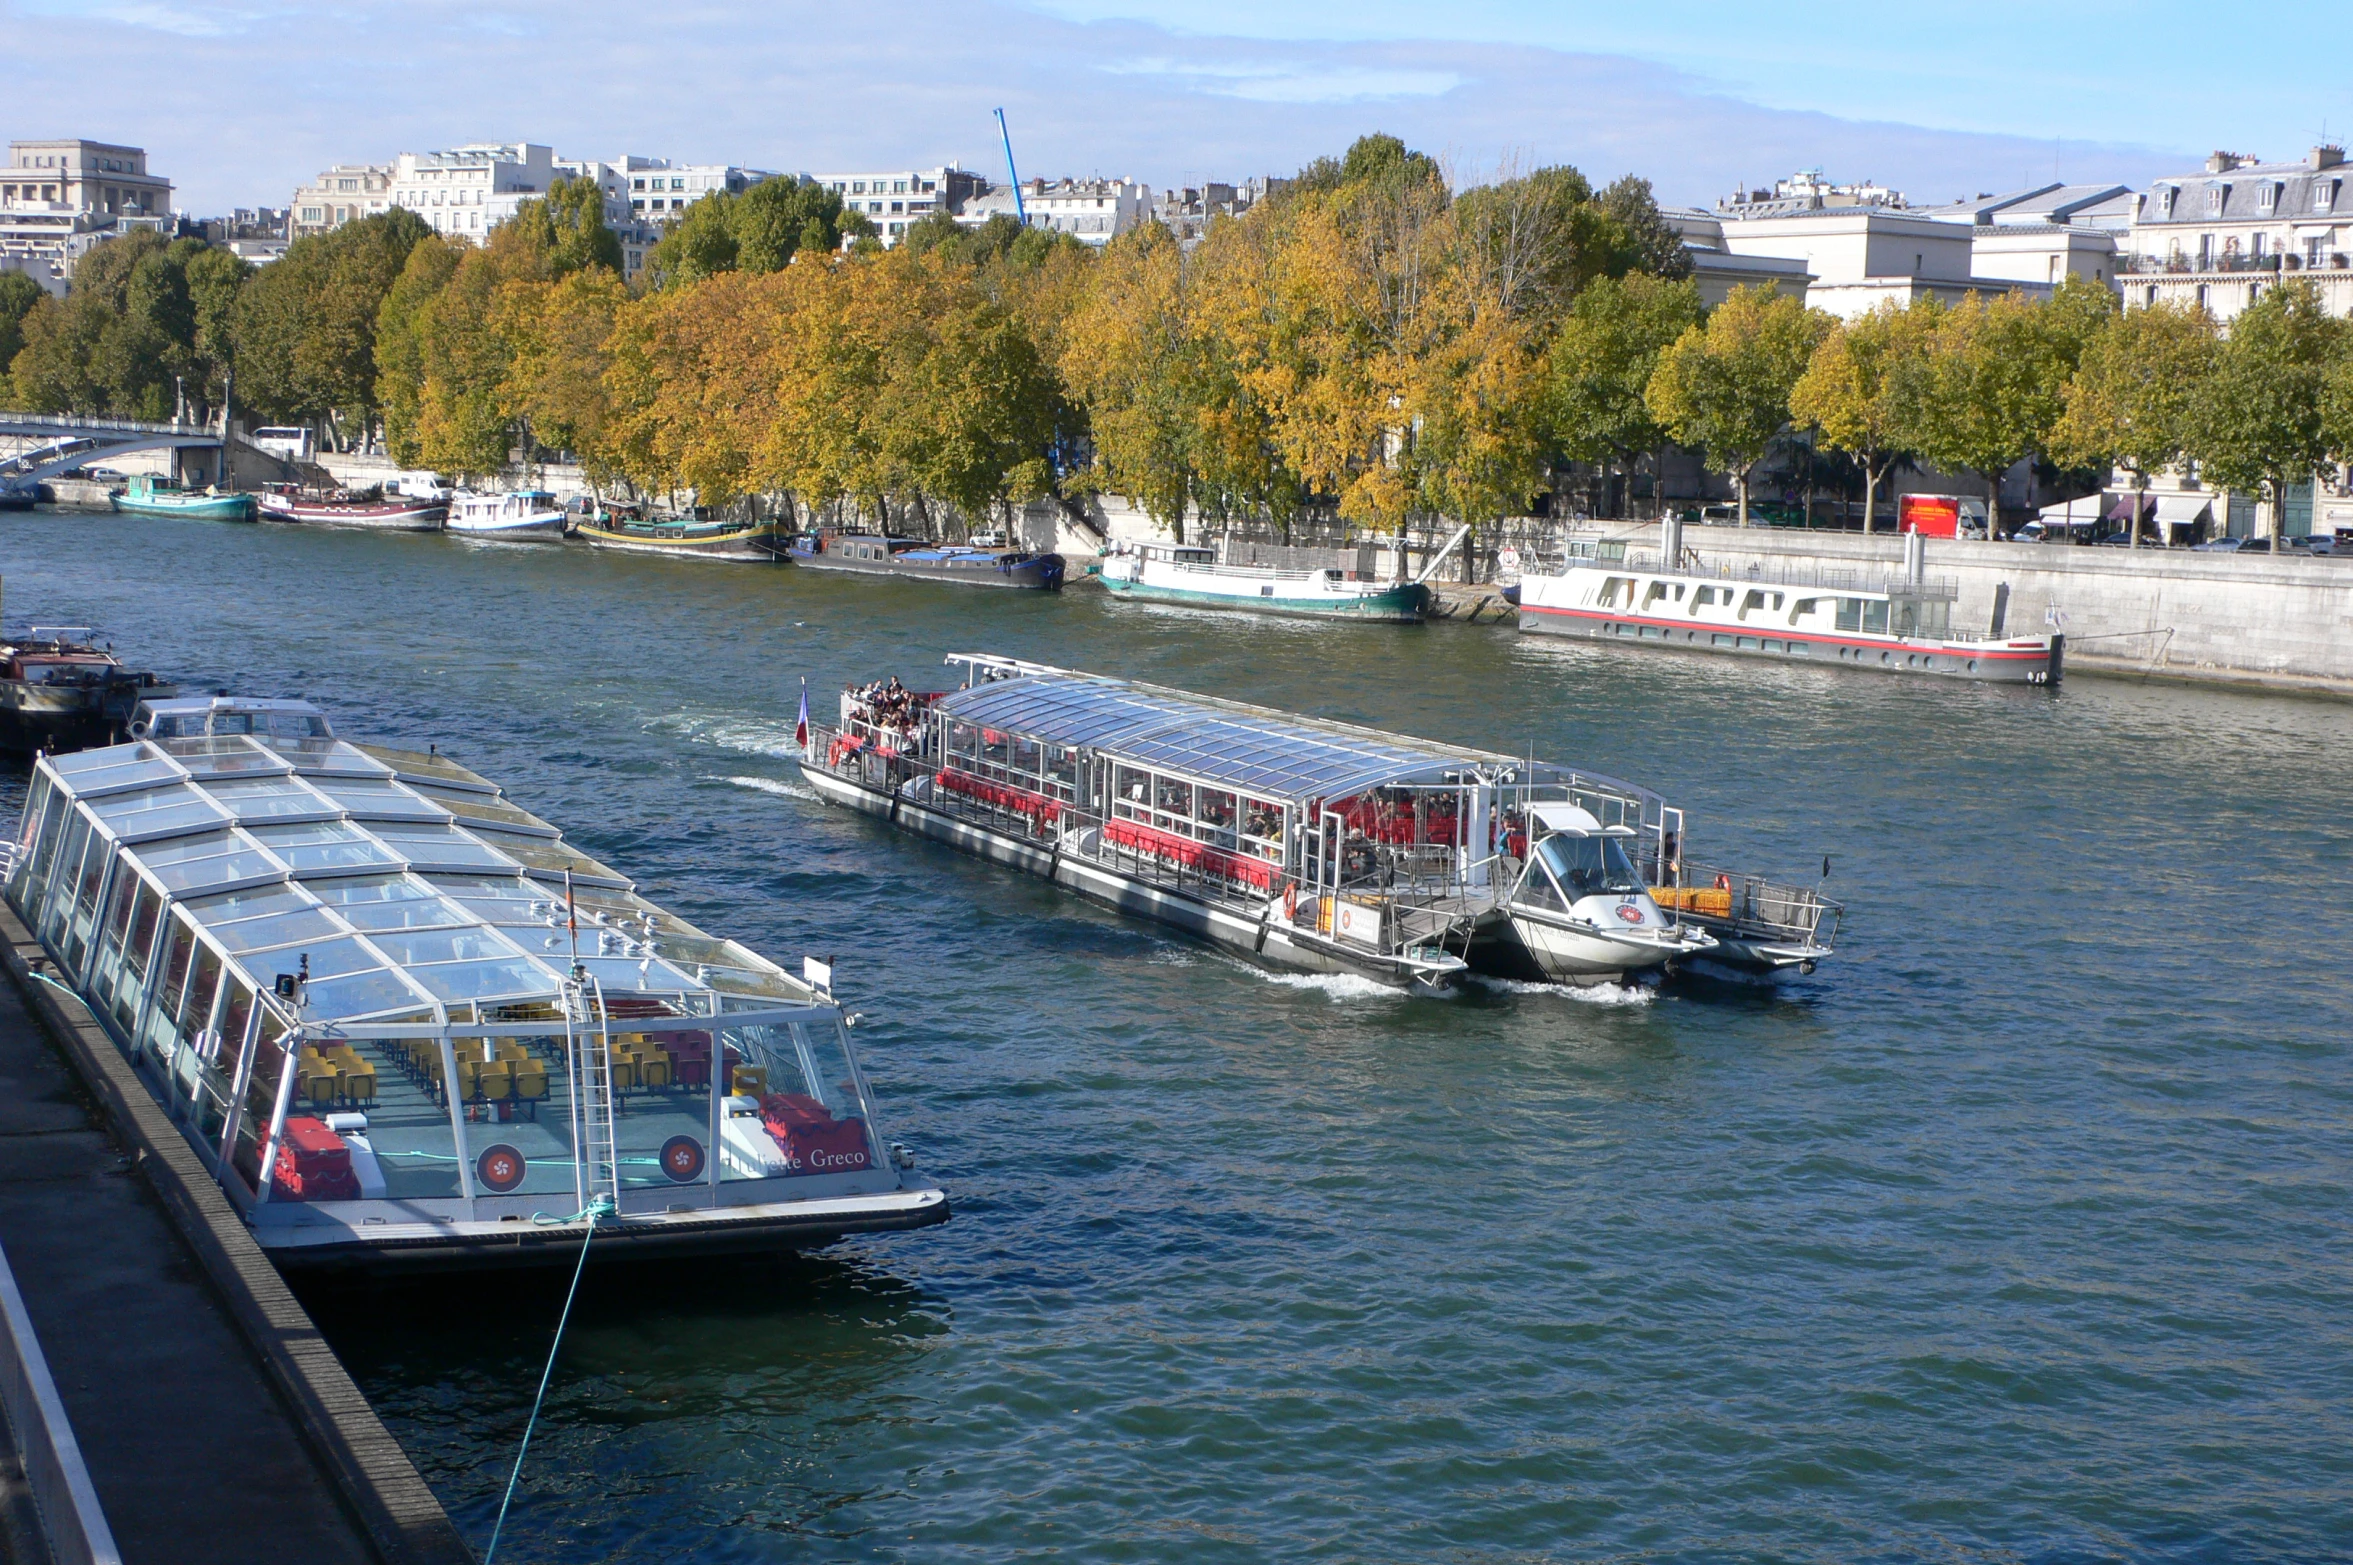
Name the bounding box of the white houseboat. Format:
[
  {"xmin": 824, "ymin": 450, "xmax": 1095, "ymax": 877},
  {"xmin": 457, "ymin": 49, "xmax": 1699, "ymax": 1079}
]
[
  {"xmin": 446, "ymin": 489, "xmax": 566, "ymax": 541},
  {"xmin": 1099, "ymin": 541, "xmax": 1432, "ymax": 622},
  {"xmin": 1517, "ymin": 533, "xmax": 2061, "ymax": 685},
  {"xmin": 5, "ymin": 695, "xmax": 946, "ymax": 1271},
  {"xmin": 799, "ymin": 656, "xmax": 1839, "ymax": 990}
]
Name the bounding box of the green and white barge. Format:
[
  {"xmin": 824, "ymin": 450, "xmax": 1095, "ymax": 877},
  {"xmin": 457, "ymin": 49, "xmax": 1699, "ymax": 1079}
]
[{"xmin": 1098, "ymin": 541, "xmax": 1431, "ymax": 622}]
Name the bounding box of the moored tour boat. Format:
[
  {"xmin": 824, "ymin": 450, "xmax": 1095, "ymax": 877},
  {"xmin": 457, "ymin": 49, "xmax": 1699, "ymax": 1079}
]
[
  {"xmin": 113, "ymin": 473, "xmax": 255, "ymax": 522},
  {"xmin": 4, "ymin": 693, "xmax": 947, "ymax": 1270},
  {"xmin": 1517, "ymin": 535, "xmax": 2062, "ymax": 685},
  {"xmin": 1099, "ymin": 541, "xmax": 1430, "ymax": 622},
  {"xmin": 797, "ymin": 655, "xmax": 1838, "ymax": 991},
  {"xmin": 786, "ymin": 531, "xmax": 1065, "ymax": 590},
  {"xmin": 256, "ymin": 484, "xmax": 446, "ymax": 531},
  {"xmin": 569, "ymin": 499, "xmax": 781, "ymax": 561},
  {"xmin": 446, "ymin": 489, "xmax": 565, "ymax": 541}
]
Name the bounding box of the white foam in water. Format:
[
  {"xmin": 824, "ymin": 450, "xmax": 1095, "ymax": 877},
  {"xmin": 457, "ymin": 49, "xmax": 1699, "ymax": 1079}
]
[
  {"xmin": 1467, "ymin": 974, "xmax": 1654, "ymax": 1007},
  {"xmin": 1245, "ymin": 968, "xmax": 1411, "ymax": 1002},
  {"xmin": 655, "ymin": 711, "xmax": 802, "ymax": 758},
  {"xmin": 721, "ymin": 774, "xmax": 820, "ymax": 803}
]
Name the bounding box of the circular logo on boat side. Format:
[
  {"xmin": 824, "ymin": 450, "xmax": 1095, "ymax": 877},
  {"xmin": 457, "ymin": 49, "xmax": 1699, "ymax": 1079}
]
[
  {"xmin": 661, "ymin": 1135, "xmax": 706, "ymax": 1183},
  {"xmin": 476, "ymin": 1144, "xmax": 526, "ymax": 1194},
  {"xmin": 1615, "ymin": 904, "xmax": 1646, "ymax": 925}
]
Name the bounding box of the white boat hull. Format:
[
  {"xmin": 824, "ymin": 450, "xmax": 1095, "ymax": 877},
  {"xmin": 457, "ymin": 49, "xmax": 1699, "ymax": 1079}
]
[
  {"xmin": 1500, "ymin": 902, "xmax": 1713, "ymax": 984},
  {"xmin": 446, "ymin": 512, "xmax": 566, "ymax": 541}
]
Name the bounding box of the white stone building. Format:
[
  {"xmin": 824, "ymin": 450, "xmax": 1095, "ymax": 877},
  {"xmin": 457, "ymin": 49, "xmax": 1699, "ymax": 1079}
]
[
  {"xmin": 0, "ymin": 139, "xmax": 174, "ymax": 285},
  {"xmin": 1151, "ymin": 177, "xmax": 1287, "ymax": 247},
  {"xmin": 2116, "ymin": 147, "xmax": 2353, "ymax": 323},
  {"xmin": 812, "ymin": 166, "xmax": 987, "ymax": 244},
  {"xmin": 621, "ymin": 157, "xmax": 778, "ymax": 221},
  {"xmin": 289, "ymin": 164, "xmax": 394, "ymax": 238},
  {"xmin": 960, "ymin": 177, "xmax": 1151, "ymax": 247}
]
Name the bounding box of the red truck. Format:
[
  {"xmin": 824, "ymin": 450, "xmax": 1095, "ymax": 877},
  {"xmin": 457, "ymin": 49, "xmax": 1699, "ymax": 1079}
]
[{"xmin": 1899, "ymin": 493, "xmax": 1991, "ymax": 539}]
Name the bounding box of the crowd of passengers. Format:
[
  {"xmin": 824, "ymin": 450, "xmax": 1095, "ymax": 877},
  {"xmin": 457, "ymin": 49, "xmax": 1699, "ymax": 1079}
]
[{"xmin": 846, "ymin": 677, "xmax": 928, "ymax": 750}]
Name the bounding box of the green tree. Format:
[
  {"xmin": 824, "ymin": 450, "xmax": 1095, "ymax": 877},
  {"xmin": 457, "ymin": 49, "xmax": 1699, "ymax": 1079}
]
[
  {"xmin": 1646, "ymin": 283, "xmax": 1830, "ymax": 525},
  {"xmin": 1897, "ymin": 286, "xmax": 2090, "ymax": 541},
  {"xmin": 372, "ymin": 236, "xmax": 463, "ymax": 467},
  {"xmin": 1546, "ymin": 271, "xmax": 1705, "ymax": 515},
  {"xmin": 233, "ymin": 208, "xmax": 431, "ymax": 439},
  {"xmin": 2187, "ymin": 280, "xmax": 2345, "ymax": 541},
  {"xmin": 1790, "ymin": 297, "xmax": 1941, "ymax": 534},
  {"xmin": 503, "ymin": 175, "xmax": 623, "ymax": 277},
  {"xmin": 2051, "ymin": 299, "xmax": 2217, "ymax": 546},
  {"xmin": 646, "ymin": 176, "xmax": 855, "ymax": 288},
  {"xmin": 0, "ymin": 271, "xmax": 43, "ymax": 382},
  {"xmin": 1589, "ymin": 176, "xmax": 1694, "ymax": 282},
  {"xmin": 6, "ymin": 230, "xmax": 241, "ymax": 419}
]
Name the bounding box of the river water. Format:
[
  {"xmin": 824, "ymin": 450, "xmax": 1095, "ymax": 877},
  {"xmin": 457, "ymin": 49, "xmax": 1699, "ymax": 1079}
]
[{"xmin": 7, "ymin": 509, "xmax": 2350, "ymax": 1562}]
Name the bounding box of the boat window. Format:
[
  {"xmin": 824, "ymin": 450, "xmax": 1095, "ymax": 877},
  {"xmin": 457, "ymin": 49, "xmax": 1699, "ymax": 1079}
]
[
  {"xmin": 94, "ymin": 794, "xmax": 231, "ymax": 842},
  {"xmin": 404, "ymin": 956, "xmax": 555, "ymax": 1005},
  {"xmin": 1738, "ymin": 590, "xmax": 1767, "ymax": 620},
  {"xmin": 1153, "ymin": 777, "xmax": 1192, "ymax": 823},
  {"xmin": 1643, "ymin": 581, "xmax": 1671, "ymax": 608},
  {"xmin": 1513, "ymin": 857, "xmax": 1568, "ymax": 911},
  {"xmin": 185, "ymin": 883, "xmax": 315, "ymax": 926},
  {"xmin": 123, "ymin": 884, "xmax": 163, "ymax": 981},
  {"xmin": 1114, "ymin": 764, "xmax": 1150, "ymax": 810},
  {"xmin": 24, "ymin": 780, "xmax": 67, "ymax": 890},
  {"xmin": 335, "ymin": 895, "xmax": 472, "ymax": 933},
  {"xmin": 715, "ymin": 1021, "xmax": 878, "ymax": 1185},
  {"xmin": 1535, "ymin": 832, "xmax": 1644, "ymax": 901},
  {"xmin": 1862, "ymin": 600, "xmax": 1890, "ymax": 634},
  {"xmin": 216, "ymin": 980, "xmax": 255, "ymax": 1083},
  {"xmin": 198, "ymin": 777, "xmax": 333, "ymax": 821},
  {"xmin": 315, "ymin": 779, "xmax": 449, "ymax": 822},
  {"xmin": 1836, "ymin": 598, "xmax": 1863, "ymax": 632},
  {"xmin": 1196, "ymin": 788, "xmax": 1238, "ymax": 840},
  {"xmin": 1689, "ymin": 587, "xmax": 1714, "ymax": 611},
  {"xmin": 297, "ymin": 967, "xmax": 424, "ymax": 1022},
  {"xmin": 179, "ymin": 944, "xmax": 224, "ymax": 1051},
  {"xmin": 317, "ymin": 873, "xmax": 448, "ymax": 906},
  {"xmin": 368, "ymin": 927, "xmax": 526, "ymax": 967},
  {"xmin": 151, "ymin": 850, "xmax": 282, "ymax": 896},
  {"xmin": 61, "ymin": 756, "xmax": 181, "ymax": 794},
  {"xmin": 248, "ymin": 821, "xmax": 404, "ymax": 873},
  {"xmin": 370, "ymin": 825, "xmax": 518, "ymax": 872},
  {"xmin": 209, "ymin": 905, "xmax": 345, "ymax": 954},
  {"xmin": 155, "ymin": 917, "xmax": 197, "ymax": 1018},
  {"xmin": 1791, "ymin": 598, "xmax": 1820, "ymax": 622}
]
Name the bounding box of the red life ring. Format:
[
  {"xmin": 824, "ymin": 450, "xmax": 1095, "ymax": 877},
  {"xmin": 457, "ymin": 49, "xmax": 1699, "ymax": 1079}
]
[
  {"xmin": 1282, "ymin": 884, "xmax": 1298, "ymax": 919},
  {"xmin": 1714, "ymin": 873, "xmax": 1732, "ymax": 891}
]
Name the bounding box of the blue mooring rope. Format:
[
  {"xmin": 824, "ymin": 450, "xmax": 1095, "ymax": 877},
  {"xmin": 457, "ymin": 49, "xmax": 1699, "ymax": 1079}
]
[{"xmin": 483, "ymin": 1192, "xmax": 615, "ymax": 1563}]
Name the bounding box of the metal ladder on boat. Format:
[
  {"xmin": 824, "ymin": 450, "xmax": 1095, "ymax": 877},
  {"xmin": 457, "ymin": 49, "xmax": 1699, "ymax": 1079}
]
[{"xmin": 562, "ymin": 971, "xmax": 622, "ymax": 1214}]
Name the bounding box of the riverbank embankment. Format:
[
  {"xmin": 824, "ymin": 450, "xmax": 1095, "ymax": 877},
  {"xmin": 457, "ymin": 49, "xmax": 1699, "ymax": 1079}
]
[{"xmin": 0, "ymin": 903, "xmax": 473, "ymax": 1565}]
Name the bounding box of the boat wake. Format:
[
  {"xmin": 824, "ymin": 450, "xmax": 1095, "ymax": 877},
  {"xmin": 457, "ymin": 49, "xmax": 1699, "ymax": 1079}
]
[
  {"xmin": 719, "ymin": 774, "xmax": 821, "ymax": 803},
  {"xmin": 655, "ymin": 711, "xmax": 802, "ymax": 759},
  {"xmin": 1466, "ymin": 974, "xmax": 1654, "ymax": 1007}
]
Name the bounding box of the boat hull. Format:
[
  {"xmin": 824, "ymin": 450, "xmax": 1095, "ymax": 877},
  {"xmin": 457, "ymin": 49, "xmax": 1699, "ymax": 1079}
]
[
  {"xmin": 1470, "ymin": 903, "xmax": 1709, "ymax": 985},
  {"xmin": 114, "ymin": 492, "xmax": 256, "ymax": 522},
  {"xmin": 787, "ymin": 548, "xmax": 1065, "ymax": 590},
  {"xmin": 1518, "ymin": 601, "xmax": 2061, "ymax": 684},
  {"xmin": 0, "ymin": 678, "xmax": 180, "ymax": 754},
  {"xmin": 256, "ymin": 495, "xmax": 446, "ymax": 530},
  {"xmin": 800, "ymin": 762, "xmax": 1457, "ymax": 991},
  {"xmin": 1100, "ymin": 573, "xmax": 1431, "ymax": 623},
  {"xmin": 572, "ymin": 521, "xmax": 782, "ymax": 560},
  {"xmin": 447, "ymin": 515, "xmax": 565, "ymax": 541}
]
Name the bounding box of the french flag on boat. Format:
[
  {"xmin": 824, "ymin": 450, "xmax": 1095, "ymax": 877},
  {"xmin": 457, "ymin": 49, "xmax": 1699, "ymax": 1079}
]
[{"xmin": 794, "ymin": 678, "xmax": 810, "ymax": 754}]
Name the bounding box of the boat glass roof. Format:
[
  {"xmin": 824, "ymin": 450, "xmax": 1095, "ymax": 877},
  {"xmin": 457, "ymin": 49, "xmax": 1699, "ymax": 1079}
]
[
  {"xmin": 935, "ymin": 673, "xmax": 1502, "ymax": 802},
  {"xmin": 30, "ymin": 734, "xmax": 816, "ymax": 1027}
]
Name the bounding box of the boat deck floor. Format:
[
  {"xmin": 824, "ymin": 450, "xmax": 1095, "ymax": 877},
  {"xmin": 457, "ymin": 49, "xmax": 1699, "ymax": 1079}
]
[{"xmin": 0, "ymin": 976, "xmax": 377, "ymax": 1564}]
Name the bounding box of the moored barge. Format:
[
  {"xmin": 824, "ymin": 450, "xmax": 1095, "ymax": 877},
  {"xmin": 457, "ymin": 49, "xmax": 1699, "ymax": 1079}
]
[
  {"xmin": 256, "ymin": 485, "xmax": 447, "ymax": 531},
  {"xmin": 787, "ymin": 532, "xmax": 1066, "ymax": 590},
  {"xmin": 5, "ymin": 694, "xmax": 946, "ymax": 1270},
  {"xmin": 0, "ymin": 626, "xmax": 178, "ymax": 754},
  {"xmin": 1098, "ymin": 541, "xmax": 1431, "ymax": 622},
  {"xmin": 800, "ymin": 656, "xmax": 1839, "ymax": 991}
]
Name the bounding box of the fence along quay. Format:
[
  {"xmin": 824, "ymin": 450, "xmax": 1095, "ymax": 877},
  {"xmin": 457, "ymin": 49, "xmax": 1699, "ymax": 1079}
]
[
  {"xmin": 802, "ymin": 655, "xmax": 1841, "ymax": 991},
  {"xmin": 4, "ymin": 697, "xmax": 946, "ymax": 1271}
]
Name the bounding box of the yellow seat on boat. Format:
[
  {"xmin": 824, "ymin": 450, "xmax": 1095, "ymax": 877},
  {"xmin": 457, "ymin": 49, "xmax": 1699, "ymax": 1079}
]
[
  {"xmin": 731, "ymin": 1065, "xmax": 766, "ymax": 1097},
  {"xmin": 512, "ymin": 1064, "xmax": 548, "ymax": 1102}
]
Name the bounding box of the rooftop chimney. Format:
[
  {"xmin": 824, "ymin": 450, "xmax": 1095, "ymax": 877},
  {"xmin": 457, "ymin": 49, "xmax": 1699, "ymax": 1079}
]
[
  {"xmin": 2205, "ymin": 151, "xmax": 2253, "ymax": 173},
  {"xmin": 2312, "ymin": 145, "xmax": 2347, "ymax": 170}
]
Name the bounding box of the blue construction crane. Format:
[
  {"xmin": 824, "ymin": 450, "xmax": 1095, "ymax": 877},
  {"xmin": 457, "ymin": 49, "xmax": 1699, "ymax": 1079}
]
[{"xmin": 994, "ymin": 107, "xmax": 1028, "ymax": 224}]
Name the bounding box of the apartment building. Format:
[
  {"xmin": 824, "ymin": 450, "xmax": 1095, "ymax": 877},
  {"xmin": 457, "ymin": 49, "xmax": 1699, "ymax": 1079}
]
[
  {"xmin": 622, "ymin": 157, "xmax": 777, "ymax": 220},
  {"xmin": 0, "ymin": 138, "xmax": 174, "ymax": 284},
  {"xmin": 2118, "ymin": 147, "xmax": 2353, "ymax": 322},
  {"xmin": 961, "ymin": 177, "xmax": 1151, "ymax": 247},
  {"xmin": 1151, "ymin": 177, "xmax": 1287, "ymax": 247},
  {"xmin": 289, "ymin": 164, "xmax": 394, "ymax": 237},
  {"xmin": 812, "ymin": 165, "xmax": 987, "ymax": 244}
]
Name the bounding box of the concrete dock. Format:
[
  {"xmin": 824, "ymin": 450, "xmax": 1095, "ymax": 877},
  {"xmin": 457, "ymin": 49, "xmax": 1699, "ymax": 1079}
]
[{"xmin": 0, "ymin": 907, "xmax": 472, "ymax": 1565}]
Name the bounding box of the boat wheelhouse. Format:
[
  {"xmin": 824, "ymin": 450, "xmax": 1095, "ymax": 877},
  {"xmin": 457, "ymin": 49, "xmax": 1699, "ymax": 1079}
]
[
  {"xmin": 1516, "ymin": 538, "xmax": 2061, "ymax": 685},
  {"xmin": 801, "ymin": 656, "xmax": 1837, "ymax": 989},
  {"xmin": 4, "ymin": 703, "xmax": 945, "ymax": 1271},
  {"xmin": 1098, "ymin": 542, "xmax": 1431, "ymax": 622},
  {"xmin": 445, "ymin": 489, "xmax": 563, "ymax": 541}
]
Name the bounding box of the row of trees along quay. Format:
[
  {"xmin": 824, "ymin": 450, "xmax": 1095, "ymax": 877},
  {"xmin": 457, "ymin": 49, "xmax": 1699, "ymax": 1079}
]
[{"xmin": 7, "ymin": 132, "xmax": 2353, "ymax": 549}]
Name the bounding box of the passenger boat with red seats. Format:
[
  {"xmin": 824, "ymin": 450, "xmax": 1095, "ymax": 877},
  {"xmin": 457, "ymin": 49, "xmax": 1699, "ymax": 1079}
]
[
  {"xmin": 799, "ymin": 654, "xmax": 1841, "ymax": 991},
  {"xmin": 4, "ymin": 695, "xmax": 946, "ymax": 1270}
]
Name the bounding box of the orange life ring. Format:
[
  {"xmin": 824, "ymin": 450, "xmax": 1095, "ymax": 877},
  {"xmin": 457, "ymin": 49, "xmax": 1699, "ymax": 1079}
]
[
  {"xmin": 1282, "ymin": 884, "xmax": 1298, "ymax": 919},
  {"xmin": 1714, "ymin": 873, "xmax": 1732, "ymax": 891}
]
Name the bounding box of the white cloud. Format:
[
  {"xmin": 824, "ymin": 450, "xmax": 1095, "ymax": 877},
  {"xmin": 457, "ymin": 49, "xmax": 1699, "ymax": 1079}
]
[{"xmin": 1103, "ymin": 57, "xmax": 1464, "ymax": 104}]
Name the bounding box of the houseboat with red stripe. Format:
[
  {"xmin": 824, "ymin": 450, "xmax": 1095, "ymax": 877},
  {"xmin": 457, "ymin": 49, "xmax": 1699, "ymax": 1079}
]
[
  {"xmin": 1516, "ymin": 531, "xmax": 2061, "ymax": 685},
  {"xmin": 799, "ymin": 655, "xmax": 1841, "ymax": 991}
]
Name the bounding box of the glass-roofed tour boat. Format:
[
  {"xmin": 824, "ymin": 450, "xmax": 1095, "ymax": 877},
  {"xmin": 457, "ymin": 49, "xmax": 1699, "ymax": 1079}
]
[
  {"xmin": 800, "ymin": 655, "xmax": 1842, "ymax": 992},
  {"xmin": 4, "ymin": 695, "xmax": 946, "ymax": 1271}
]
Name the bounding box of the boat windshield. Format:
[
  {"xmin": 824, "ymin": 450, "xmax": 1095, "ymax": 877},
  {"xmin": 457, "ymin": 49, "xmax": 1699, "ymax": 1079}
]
[{"xmin": 1536, "ymin": 832, "xmax": 1644, "ymax": 901}]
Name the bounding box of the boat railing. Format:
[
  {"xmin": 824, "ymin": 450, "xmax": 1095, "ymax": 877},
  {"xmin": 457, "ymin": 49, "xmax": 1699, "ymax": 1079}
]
[
  {"xmin": 1607, "ymin": 549, "xmax": 1962, "ymax": 602},
  {"xmin": 1658, "ymin": 862, "xmax": 1844, "ymax": 945}
]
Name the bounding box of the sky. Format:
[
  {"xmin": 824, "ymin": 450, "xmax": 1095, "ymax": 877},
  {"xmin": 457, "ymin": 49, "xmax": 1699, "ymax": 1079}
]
[{"xmin": 7, "ymin": 0, "xmax": 2351, "ymax": 217}]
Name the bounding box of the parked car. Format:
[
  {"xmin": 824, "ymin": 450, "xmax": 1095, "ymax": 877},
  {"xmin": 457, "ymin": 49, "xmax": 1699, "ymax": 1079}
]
[
  {"xmin": 57, "ymin": 465, "xmax": 124, "ymax": 482},
  {"xmin": 2285, "ymin": 534, "xmax": 2337, "ymax": 555},
  {"xmin": 2194, "ymin": 536, "xmax": 2273, "ymax": 553}
]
